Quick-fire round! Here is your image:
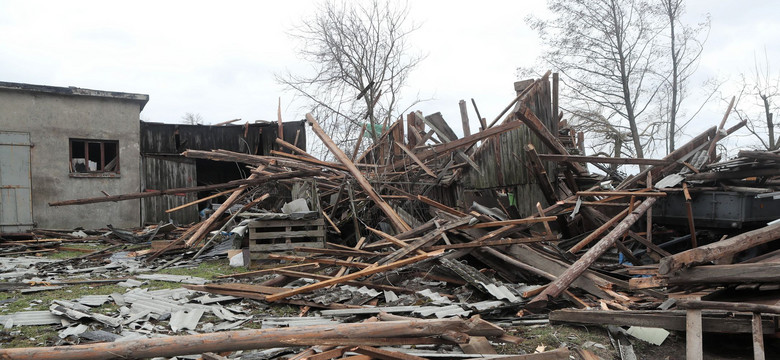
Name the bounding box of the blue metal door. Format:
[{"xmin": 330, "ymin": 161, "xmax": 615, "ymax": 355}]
[{"xmin": 0, "ymin": 131, "xmax": 33, "ymax": 232}]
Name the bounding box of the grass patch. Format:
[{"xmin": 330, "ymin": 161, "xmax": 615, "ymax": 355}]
[
  {"xmin": 0, "ymin": 284, "xmax": 127, "ymax": 314},
  {"xmin": 502, "ymin": 324, "xmax": 613, "ymax": 358},
  {"xmin": 157, "ymin": 259, "xmax": 247, "ymax": 280},
  {"xmin": 1, "ymin": 324, "xmax": 59, "ymax": 348}
]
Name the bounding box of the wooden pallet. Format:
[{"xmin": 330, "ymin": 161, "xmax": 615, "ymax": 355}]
[{"xmin": 247, "ymin": 218, "xmax": 325, "ymax": 259}]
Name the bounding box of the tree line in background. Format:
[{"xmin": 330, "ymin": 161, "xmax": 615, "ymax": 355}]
[{"xmin": 275, "ymin": 0, "xmax": 777, "ymax": 165}]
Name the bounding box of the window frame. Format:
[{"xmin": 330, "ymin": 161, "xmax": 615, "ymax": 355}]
[{"xmin": 68, "ymin": 138, "xmax": 120, "ymax": 178}]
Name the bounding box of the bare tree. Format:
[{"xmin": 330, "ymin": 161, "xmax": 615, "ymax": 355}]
[
  {"xmin": 657, "ymin": 0, "xmax": 710, "ymax": 153},
  {"xmin": 733, "ymin": 49, "xmax": 780, "ymax": 150},
  {"xmin": 278, "ymin": 0, "xmax": 423, "ymax": 159},
  {"xmin": 182, "ymin": 112, "xmax": 204, "ymax": 125},
  {"xmin": 527, "ymin": 0, "xmax": 665, "ymax": 164}
]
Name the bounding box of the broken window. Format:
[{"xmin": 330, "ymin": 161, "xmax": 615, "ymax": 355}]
[{"xmin": 69, "ymin": 139, "xmax": 119, "ymax": 175}]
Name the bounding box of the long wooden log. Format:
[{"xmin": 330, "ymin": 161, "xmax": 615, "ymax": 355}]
[
  {"xmin": 307, "ymin": 113, "xmax": 410, "ymax": 232},
  {"xmin": 537, "ymin": 154, "xmax": 672, "ymax": 166},
  {"xmin": 48, "ymin": 173, "xmax": 311, "ymax": 206},
  {"xmin": 658, "ymin": 221, "xmax": 780, "ymax": 274},
  {"xmin": 665, "ymin": 262, "xmax": 780, "ymax": 284},
  {"xmin": 0, "ymin": 317, "xmax": 502, "ymax": 360},
  {"xmin": 528, "ymin": 198, "xmax": 657, "ymax": 308}
]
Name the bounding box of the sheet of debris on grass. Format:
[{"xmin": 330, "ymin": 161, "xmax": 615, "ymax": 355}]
[{"xmin": 2, "ymin": 73, "xmax": 780, "ymax": 360}]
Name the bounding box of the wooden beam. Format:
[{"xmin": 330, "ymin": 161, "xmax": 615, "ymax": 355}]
[
  {"xmin": 516, "ymin": 106, "xmax": 587, "ymax": 175},
  {"xmin": 550, "ymin": 309, "xmax": 774, "ymax": 334},
  {"xmin": 264, "ymin": 250, "xmax": 442, "ymax": 302},
  {"xmin": 537, "ymin": 154, "xmax": 672, "ymax": 166},
  {"xmin": 307, "ymin": 113, "xmax": 410, "ymax": 232},
  {"xmin": 576, "ymin": 191, "xmax": 666, "ymax": 197},
  {"xmin": 394, "ymin": 141, "xmax": 436, "ymax": 177},
  {"xmin": 676, "ymin": 299, "xmax": 780, "ymax": 315},
  {"xmin": 459, "ymin": 100, "xmax": 471, "ymax": 138},
  {"xmin": 686, "ymin": 309, "xmax": 703, "ymax": 360},
  {"xmin": 526, "ymin": 144, "xmax": 559, "ymax": 206},
  {"xmin": 528, "ymin": 198, "xmax": 657, "ymax": 308},
  {"xmin": 658, "ymin": 221, "xmax": 780, "ymax": 275},
  {"xmin": 467, "ymin": 216, "xmax": 557, "ymax": 229},
  {"xmin": 0, "ymin": 317, "xmax": 500, "ymax": 360},
  {"xmin": 165, "ymin": 189, "xmax": 234, "ymax": 213},
  {"xmin": 49, "ymin": 173, "xmax": 309, "ymax": 206},
  {"xmin": 753, "ymin": 313, "xmax": 766, "ymax": 360},
  {"xmin": 706, "ymin": 96, "xmax": 736, "ymax": 162}
]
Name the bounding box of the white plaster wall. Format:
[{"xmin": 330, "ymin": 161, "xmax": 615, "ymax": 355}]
[{"xmin": 0, "ymin": 90, "xmax": 142, "ymax": 229}]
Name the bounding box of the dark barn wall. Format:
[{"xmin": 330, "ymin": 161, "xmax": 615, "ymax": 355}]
[
  {"xmin": 139, "ymin": 120, "xmax": 307, "ymax": 224},
  {"xmin": 464, "ymin": 79, "xmax": 557, "ymax": 217},
  {"xmin": 140, "ymin": 120, "xmax": 306, "ymax": 155},
  {"xmin": 141, "ymin": 156, "xmax": 198, "ymax": 225}
]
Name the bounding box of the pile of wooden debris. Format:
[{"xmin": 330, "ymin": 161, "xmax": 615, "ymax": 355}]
[{"xmin": 3, "ymin": 72, "xmax": 780, "ymax": 359}]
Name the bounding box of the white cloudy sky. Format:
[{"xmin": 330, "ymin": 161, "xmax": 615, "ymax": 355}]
[{"xmin": 1, "ymin": 0, "xmax": 778, "ymax": 156}]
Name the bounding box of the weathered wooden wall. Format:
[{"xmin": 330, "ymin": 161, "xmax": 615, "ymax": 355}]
[
  {"xmin": 464, "ymin": 79, "xmax": 557, "ymax": 217},
  {"xmin": 140, "ymin": 120, "xmax": 306, "ymax": 155},
  {"xmin": 141, "ymin": 155, "xmax": 198, "ymax": 225}
]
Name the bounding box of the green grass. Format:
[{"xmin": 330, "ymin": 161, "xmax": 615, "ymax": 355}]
[
  {"xmin": 500, "ymin": 324, "xmax": 614, "ymax": 358},
  {"xmin": 156, "ymin": 260, "xmax": 247, "ymax": 280},
  {"xmin": 1, "ymin": 324, "xmax": 59, "ymax": 348},
  {"xmin": 0, "ymin": 284, "xmax": 127, "ymax": 314}
]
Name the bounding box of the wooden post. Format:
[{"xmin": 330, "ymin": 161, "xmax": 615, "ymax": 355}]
[
  {"xmin": 686, "ymin": 309, "xmax": 703, "ymax": 360},
  {"xmin": 682, "ymin": 182, "xmax": 697, "ymax": 248},
  {"xmin": 459, "ymin": 100, "xmax": 471, "ymax": 137},
  {"xmin": 552, "ymin": 73, "xmax": 559, "ymax": 125},
  {"xmin": 526, "ymin": 144, "xmax": 558, "ymax": 206},
  {"xmin": 277, "ymin": 98, "xmax": 283, "ymax": 141},
  {"xmin": 753, "ymin": 313, "xmax": 766, "ymax": 360},
  {"xmin": 706, "ymin": 96, "xmax": 736, "ymax": 162}
]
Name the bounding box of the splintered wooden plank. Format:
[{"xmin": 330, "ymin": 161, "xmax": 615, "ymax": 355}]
[
  {"xmin": 366, "ymin": 227, "xmax": 427, "ymax": 256},
  {"xmin": 467, "ymin": 216, "xmax": 557, "ymax": 228},
  {"xmin": 516, "ymin": 107, "xmax": 587, "ymax": 175},
  {"xmin": 264, "ymin": 250, "xmax": 443, "ymax": 302},
  {"xmin": 528, "ymin": 198, "xmax": 657, "ymax": 308},
  {"xmin": 307, "ymin": 113, "xmax": 410, "ymax": 233},
  {"xmin": 394, "ymin": 141, "xmax": 436, "ymax": 177},
  {"xmin": 416, "ymin": 195, "xmax": 468, "ymax": 217}
]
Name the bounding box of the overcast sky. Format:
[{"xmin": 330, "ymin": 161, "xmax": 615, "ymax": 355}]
[{"xmin": 1, "ymin": 0, "xmax": 778, "ymax": 156}]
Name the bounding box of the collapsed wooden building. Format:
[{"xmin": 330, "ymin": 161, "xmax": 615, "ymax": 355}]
[{"xmin": 3, "ymin": 72, "xmax": 780, "ymax": 359}]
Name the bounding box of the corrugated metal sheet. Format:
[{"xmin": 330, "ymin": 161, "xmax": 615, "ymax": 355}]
[
  {"xmin": 0, "ymin": 131, "xmax": 33, "ymax": 232},
  {"xmin": 464, "ymin": 80, "xmax": 557, "ymax": 217},
  {"xmin": 0, "ymin": 310, "xmax": 60, "ymax": 327},
  {"xmin": 141, "ymin": 155, "xmax": 198, "ymax": 225}
]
